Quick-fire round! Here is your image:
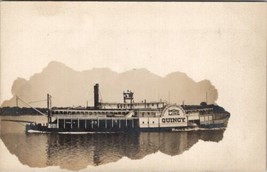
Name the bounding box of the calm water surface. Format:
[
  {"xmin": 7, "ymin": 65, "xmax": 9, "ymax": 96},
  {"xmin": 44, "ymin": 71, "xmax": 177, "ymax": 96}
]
[{"xmin": 0, "ymin": 115, "xmax": 225, "ymax": 171}]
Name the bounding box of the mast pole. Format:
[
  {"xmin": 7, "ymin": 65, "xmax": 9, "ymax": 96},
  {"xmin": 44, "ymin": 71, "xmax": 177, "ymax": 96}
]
[
  {"xmin": 16, "ymin": 96, "xmax": 18, "ymax": 107},
  {"xmin": 47, "ymin": 94, "xmax": 51, "ymax": 123},
  {"xmin": 206, "ymin": 91, "xmax": 208, "ymax": 104}
]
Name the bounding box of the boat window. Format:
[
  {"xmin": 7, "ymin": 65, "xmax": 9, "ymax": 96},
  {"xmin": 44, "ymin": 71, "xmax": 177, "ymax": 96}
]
[{"xmin": 152, "ymin": 121, "xmax": 154, "ymax": 124}]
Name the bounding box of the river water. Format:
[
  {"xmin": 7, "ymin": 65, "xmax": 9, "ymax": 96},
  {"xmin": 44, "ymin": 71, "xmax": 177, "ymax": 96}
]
[{"xmin": 0, "ymin": 115, "xmax": 225, "ymax": 171}]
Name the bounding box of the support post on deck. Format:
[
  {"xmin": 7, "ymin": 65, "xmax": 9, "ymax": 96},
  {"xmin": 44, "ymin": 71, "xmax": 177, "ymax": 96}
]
[
  {"xmin": 57, "ymin": 117, "xmax": 59, "ymax": 128},
  {"xmin": 71, "ymin": 119, "xmax": 73, "ymax": 129}
]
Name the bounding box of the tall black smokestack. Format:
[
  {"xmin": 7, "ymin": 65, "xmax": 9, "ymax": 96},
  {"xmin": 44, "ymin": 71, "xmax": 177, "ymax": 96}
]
[{"xmin": 94, "ymin": 83, "xmax": 99, "ymax": 109}]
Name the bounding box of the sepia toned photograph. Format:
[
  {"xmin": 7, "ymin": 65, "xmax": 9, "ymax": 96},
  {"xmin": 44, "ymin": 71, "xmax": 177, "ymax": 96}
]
[{"xmin": 0, "ymin": 2, "xmax": 266, "ymax": 172}]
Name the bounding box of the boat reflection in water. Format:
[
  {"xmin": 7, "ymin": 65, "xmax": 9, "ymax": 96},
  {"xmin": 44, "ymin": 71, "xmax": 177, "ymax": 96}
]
[{"xmin": 1, "ymin": 130, "xmax": 224, "ymax": 171}]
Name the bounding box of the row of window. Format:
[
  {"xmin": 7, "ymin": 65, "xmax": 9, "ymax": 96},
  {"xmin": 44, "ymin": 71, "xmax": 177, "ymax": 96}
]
[
  {"xmin": 142, "ymin": 121, "xmax": 155, "ymax": 124},
  {"xmin": 52, "ymin": 111, "xmax": 128, "ymax": 115},
  {"xmin": 140, "ymin": 112, "xmax": 157, "ymax": 116},
  {"xmin": 116, "ymin": 103, "xmax": 162, "ymax": 108}
]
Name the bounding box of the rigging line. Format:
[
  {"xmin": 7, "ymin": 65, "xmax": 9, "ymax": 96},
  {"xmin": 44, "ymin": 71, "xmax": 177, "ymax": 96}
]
[
  {"xmin": 15, "ymin": 122, "xmax": 26, "ymax": 127},
  {"xmin": 16, "ymin": 96, "xmax": 47, "ymax": 116},
  {"xmin": 1, "ymin": 119, "xmax": 35, "ymax": 123},
  {"xmin": 27, "ymin": 99, "xmax": 47, "ymax": 104}
]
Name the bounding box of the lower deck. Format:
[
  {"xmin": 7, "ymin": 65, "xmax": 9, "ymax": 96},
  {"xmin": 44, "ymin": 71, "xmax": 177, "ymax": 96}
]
[
  {"xmin": 55, "ymin": 118, "xmax": 139, "ymax": 131},
  {"xmin": 25, "ymin": 112, "xmax": 229, "ymax": 133}
]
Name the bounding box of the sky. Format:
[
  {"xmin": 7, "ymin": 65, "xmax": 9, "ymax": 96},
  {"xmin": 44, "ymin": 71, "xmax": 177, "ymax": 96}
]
[
  {"xmin": 0, "ymin": 2, "xmax": 266, "ymax": 171},
  {"xmin": 1, "ymin": 2, "xmax": 265, "ymax": 104}
]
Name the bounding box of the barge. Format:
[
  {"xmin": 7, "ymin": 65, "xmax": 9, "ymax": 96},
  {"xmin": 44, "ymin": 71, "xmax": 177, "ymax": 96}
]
[{"xmin": 26, "ymin": 84, "xmax": 230, "ymax": 133}]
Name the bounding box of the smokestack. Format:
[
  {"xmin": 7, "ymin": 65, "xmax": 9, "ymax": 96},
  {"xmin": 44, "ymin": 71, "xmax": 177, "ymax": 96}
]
[{"xmin": 94, "ymin": 84, "xmax": 99, "ymax": 109}]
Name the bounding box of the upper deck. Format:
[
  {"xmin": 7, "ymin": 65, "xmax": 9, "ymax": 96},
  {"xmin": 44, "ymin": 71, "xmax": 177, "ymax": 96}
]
[{"xmin": 99, "ymin": 101, "xmax": 166, "ymax": 110}]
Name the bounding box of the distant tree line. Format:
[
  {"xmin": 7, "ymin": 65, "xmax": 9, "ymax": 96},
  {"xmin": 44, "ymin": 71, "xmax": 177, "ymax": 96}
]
[{"xmin": 0, "ymin": 107, "xmax": 47, "ymax": 116}]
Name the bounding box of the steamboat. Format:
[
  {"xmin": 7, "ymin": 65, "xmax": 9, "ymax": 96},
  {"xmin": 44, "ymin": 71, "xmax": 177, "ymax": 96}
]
[{"xmin": 26, "ymin": 84, "xmax": 230, "ymax": 133}]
